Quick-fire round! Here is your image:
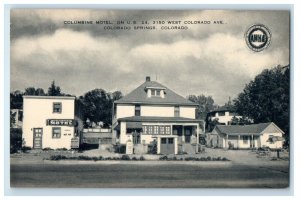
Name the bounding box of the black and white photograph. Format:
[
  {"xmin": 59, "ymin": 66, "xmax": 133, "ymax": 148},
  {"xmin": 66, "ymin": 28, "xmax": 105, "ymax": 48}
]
[{"xmin": 9, "ymin": 8, "xmax": 290, "ymax": 189}]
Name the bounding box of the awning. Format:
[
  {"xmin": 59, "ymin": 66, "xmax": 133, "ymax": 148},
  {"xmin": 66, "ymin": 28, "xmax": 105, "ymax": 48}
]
[
  {"xmin": 126, "ymin": 122, "xmax": 142, "ymax": 129},
  {"xmin": 266, "ymin": 136, "xmax": 285, "ymax": 143}
]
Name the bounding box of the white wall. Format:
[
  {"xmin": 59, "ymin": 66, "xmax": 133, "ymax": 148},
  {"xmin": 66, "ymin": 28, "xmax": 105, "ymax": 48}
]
[
  {"xmin": 23, "ymin": 97, "xmax": 75, "ymax": 149},
  {"xmin": 180, "ymin": 107, "xmax": 196, "ymax": 119},
  {"xmin": 116, "ymin": 105, "xmax": 135, "ymax": 119},
  {"xmin": 260, "ymin": 132, "xmax": 283, "ymax": 149},
  {"xmin": 141, "ymin": 105, "xmax": 174, "ymax": 117}
]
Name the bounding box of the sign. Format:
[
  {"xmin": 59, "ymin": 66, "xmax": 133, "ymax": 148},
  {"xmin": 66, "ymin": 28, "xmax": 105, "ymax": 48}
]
[
  {"xmin": 71, "ymin": 137, "xmax": 79, "ymax": 149},
  {"xmin": 46, "ymin": 119, "xmax": 75, "ymax": 126},
  {"xmin": 126, "ymin": 141, "xmax": 133, "ymax": 155}
]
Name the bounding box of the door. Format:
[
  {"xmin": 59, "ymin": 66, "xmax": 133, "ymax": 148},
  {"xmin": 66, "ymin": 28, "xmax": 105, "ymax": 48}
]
[
  {"xmin": 160, "ymin": 138, "xmax": 175, "ymax": 155},
  {"xmin": 185, "ymin": 129, "xmax": 191, "ymax": 143},
  {"xmin": 33, "ymin": 128, "xmax": 43, "ymax": 149}
]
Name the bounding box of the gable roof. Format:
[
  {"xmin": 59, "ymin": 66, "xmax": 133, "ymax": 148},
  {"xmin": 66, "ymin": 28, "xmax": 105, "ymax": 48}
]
[
  {"xmin": 115, "ymin": 80, "xmax": 197, "ymax": 106},
  {"xmin": 214, "ymin": 122, "xmax": 283, "ymax": 136}
]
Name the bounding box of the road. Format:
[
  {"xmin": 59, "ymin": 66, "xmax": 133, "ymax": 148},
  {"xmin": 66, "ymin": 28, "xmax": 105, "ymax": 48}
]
[{"xmin": 10, "ymin": 161, "xmax": 289, "ymax": 188}]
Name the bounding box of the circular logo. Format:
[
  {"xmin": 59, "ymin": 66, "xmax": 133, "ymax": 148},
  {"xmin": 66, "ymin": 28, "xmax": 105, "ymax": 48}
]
[{"xmin": 245, "ymin": 24, "xmax": 271, "ymax": 52}]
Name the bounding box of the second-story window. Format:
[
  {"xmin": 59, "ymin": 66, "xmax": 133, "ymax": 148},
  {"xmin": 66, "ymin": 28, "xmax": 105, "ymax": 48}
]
[
  {"xmin": 135, "ymin": 105, "xmax": 141, "ymax": 116},
  {"xmin": 174, "ymin": 106, "xmax": 180, "ymax": 117},
  {"xmin": 53, "ymin": 102, "xmax": 62, "ymax": 113}
]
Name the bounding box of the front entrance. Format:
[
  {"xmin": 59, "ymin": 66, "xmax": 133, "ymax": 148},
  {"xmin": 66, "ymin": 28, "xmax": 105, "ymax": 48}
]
[
  {"xmin": 33, "ymin": 128, "xmax": 43, "ymax": 149},
  {"xmin": 185, "ymin": 129, "xmax": 191, "ymax": 143},
  {"xmin": 160, "ymin": 138, "xmax": 175, "ymax": 155}
]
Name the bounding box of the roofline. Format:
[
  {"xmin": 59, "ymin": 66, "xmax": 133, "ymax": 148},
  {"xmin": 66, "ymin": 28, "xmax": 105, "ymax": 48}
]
[
  {"xmin": 114, "ymin": 101, "xmax": 198, "ymax": 106},
  {"xmin": 261, "ymin": 122, "xmax": 285, "ymax": 135},
  {"xmin": 118, "ymin": 117, "xmax": 204, "ymax": 123},
  {"xmin": 23, "ymin": 95, "xmax": 76, "ymax": 100}
]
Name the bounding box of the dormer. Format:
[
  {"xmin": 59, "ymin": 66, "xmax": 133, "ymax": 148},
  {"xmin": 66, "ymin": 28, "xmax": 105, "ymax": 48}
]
[{"xmin": 144, "ymin": 76, "xmax": 166, "ymax": 98}]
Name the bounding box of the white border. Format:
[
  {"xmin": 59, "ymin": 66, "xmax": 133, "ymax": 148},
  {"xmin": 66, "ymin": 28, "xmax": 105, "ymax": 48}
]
[{"xmin": 1, "ymin": 0, "xmax": 298, "ymax": 199}]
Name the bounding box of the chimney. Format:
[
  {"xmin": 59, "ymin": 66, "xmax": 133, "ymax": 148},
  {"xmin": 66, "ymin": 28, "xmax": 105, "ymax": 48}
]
[{"xmin": 146, "ymin": 76, "xmax": 151, "ymax": 82}]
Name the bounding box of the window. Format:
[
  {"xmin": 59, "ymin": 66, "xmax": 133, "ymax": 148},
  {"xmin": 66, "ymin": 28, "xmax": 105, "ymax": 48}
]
[
  {"xmin": 150, "ymin": 89, "xmax": 161, "ymax": 97},
  {"xmin": 161, "ymin": 138, "xmax": 167, "ymax": 144},
  {"xmin": 148, "ymin": 126, "xmax": 153, "ymax": 134},
  {"xmin": 168, "ymin": 138, "xmax": 174, "ymax": 144},
  {"xmin": 53, "ymin": 102, "xmax": 62, "ymax": 113},
  {"xmin": 218, "ymin": 111, "xmax": 225, "ymax": 116},
  {"xmin": 133, "ymin": 132, "xmax": 141, "ymax": 144},
  {"xmin": 135, "ymin": 105, "xmax": 141, "ymax": 116},
  {"xmin": 165, "ymin": 126, "xmax": 171, "ymax": 135},
  {"xmin": 156, "ymin": 90, "xmax": 160, "ymax": 96},
  {"xmin": 174, "ymin": 106, "xmax": 180, "ymax": 117},
  {"xmin": 268, "ymin": 135, "xmax": 274, "ymax": 144},
  {"xmin": 52, "ymin": 127, "xmax": 61, "ymax": 138},
  {"xmin": 142, "ymin": 126, "xmax": 148, "ymax": 134},
  {"xmin": 154, "ymin": 126, "xmax": 159, "ymax": 134},
  {"xmin": 159, "ymin": 126, "xmax": 165, "ymax": 134},
  {"xmin": 151, "ymin": 89, "xmax": 155, "ymax": 96},
  {"xmin": 243, "ymin": 136, "xmax": 248, "ymax": 144}
]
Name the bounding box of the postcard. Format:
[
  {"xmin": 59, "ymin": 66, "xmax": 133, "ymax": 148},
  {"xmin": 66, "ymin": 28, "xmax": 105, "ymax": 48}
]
[{"xmin": 10, "ymin": 9, "xmax": 290, "ymax": 188}]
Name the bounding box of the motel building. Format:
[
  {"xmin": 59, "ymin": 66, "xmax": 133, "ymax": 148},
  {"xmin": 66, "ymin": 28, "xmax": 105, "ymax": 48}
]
[
  {"xmin": 23, "ymin": 96, "xmax": 80, "ymax": 150},
  {"xmin": 206, "ymin": 122, "xmax": 285, "ymax": 149},
  {"xmin": 112, "ymin": 76, "xmax": 204, "ymax": 155}
]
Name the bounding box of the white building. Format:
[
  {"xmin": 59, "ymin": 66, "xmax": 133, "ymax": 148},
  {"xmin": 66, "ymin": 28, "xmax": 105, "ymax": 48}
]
[
  {"xmin": 23, "ymin": 96, "xmax": 78, "ymax": 149},
  {"xmin": 206, "ymin": 105, "xmax": 241, "ymax": 126},
  {"xmin": 112, "ymin": 76, "xmax": 204, "ymax": 155},
  {"xmin": 207, "ymin": 122, "xmax": 285, "ymax": 149}
]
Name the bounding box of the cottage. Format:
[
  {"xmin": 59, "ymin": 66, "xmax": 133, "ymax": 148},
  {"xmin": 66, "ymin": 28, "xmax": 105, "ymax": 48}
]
[
  {"xmin": 112, "ymin": 76, "xmax": 204, "ymax": 155},
  {"xmin": 207, "ymin": 122, "xmax": 285, "ymax": 149},
  {"xmin": 22, "ymin": 96, "xmax": 81, "ymax": 149}
]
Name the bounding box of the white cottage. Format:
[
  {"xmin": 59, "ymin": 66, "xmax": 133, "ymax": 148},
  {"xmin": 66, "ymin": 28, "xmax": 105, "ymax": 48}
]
[
  {"xmin": 23, "ymin": 96, "xmax": 79, "ymax": 149},
  {"xmin": 207, "ymin": 122, "xmax": 285, "ymax": 149},
  {"xmin": 112, "ymin": 76, "xmax": 204, "ymax": 155}
]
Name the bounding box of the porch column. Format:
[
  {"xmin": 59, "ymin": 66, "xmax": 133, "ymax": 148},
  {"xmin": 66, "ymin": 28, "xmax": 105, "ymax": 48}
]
[
  {"xmin": 182, "ymin": 125, "xmax": 185, "ymax": 143},
  {"xmin": 251, "ymin": 134, "xmax": 254, "ymax": 148},
  {"xmin": 237, "ymin": 135, "xmax": 240, "ymax": 149},
  {"xmin": 196, "ymin": 124, "xmax": 200, "ymax": 153},
  {"xmin": 226, "ymin": 134, "xmax": 228, "ymax": 149},
  {"xmin": 157, "ymin": 138, "xmax": 161, "ymax": 154}
]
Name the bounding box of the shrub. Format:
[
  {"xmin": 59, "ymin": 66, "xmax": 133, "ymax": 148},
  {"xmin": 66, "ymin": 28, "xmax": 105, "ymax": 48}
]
[
  {"xmin": 222, "ymin": 157, "xmax": 229, "ymax": 161},
  {"xmin": 78, "ymin": 156, "xmax": 91, "ymax": 160},
  {"xmin": 106, "ymin": 157, "xmax": 112, "ymax": 160},
  {"xmin": 206, "ymin": 156, "xmax": 212, "ymax": 161},
  {"xmin": 92, "ymin": 156, "xmax": 98, "ymax": 161},
  {"xmin": 132, "ymin": 157, "xmax": 138, "ymax": 161},
  {"xmin": 21, "ymin": 146, "xmax": 32, "ymax": 153},
  {"xmin": 56, "ymin": 148, "xmax": 68, "ymax": 151},
  {"xmin": 50, "ymin": 155, "xmax": 67, "ymax": 160},
  {"xmin": 172, "ymin": 156, "xmax": 177, "ymax": 161},
  {"xmin": 159, "ymin": 155, "xmax": 168, "ymax": 160},
  {"xmin": 115, "ymin": 144, "xmax": 126, "ymax": 153},
  {"xmin": 43, "ymin": 147, "xmax": 54, "ymax": 151},
  {"xmin": 10, "ymin": 128, "xmax": 23, "ymax": 154},
  {"xmin": 121, "ymin": 155, "xmax": 130, "ymax": 160},
  {"xmin": 139, "ymin": 156, "xmax": 145, "ymax": 161}
]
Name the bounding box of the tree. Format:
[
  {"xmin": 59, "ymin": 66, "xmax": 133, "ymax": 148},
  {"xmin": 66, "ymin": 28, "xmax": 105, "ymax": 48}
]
[
  {"xmin": 35, "ymin": 88, "xmax": 45, "ymax": 96},
  {"xmin": 24, "ymin": 87, "xmax": 36, "ymax": 95},
  {"xmin": 48, "ymin": 80, "xmax": 61, "ymax": 96},
  {"xmin": 10, "ymin": 90, "xmax": 23, "ymax": 109},
  {"xmin": 82, "ymin": 89, "xmax": 112, "ymax": 127},
  {"xmin": 187, "ymin": 94, "xmax": 216, "ymax": 120},
  {"xmin": 230, "ymin": 116, "xmax": 253, "ymax": 125},
  {"xmin": 233, "ymin": 65, "xmax": 289, "ymax": 146},
  {"xmin": 112, "ymin": 91, "xmax": 123, "ymax": 101}
]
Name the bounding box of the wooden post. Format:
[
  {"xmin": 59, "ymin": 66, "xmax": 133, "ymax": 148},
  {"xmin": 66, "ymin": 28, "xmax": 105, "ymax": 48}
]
[
  {"xmin": 196, "ymin": 124, "xmax": 199, "ymax": 153},
  {"xmin": 226, "ymin": 134, "xmax": 228, "ymax": 149},
  {"xmin": 251, "ymin": 134, "xmax": 254, "ymax": 149}
]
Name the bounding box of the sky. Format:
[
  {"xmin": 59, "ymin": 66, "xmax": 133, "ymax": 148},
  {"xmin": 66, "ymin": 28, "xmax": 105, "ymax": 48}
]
[{"xmin": 10, "ymin": 9, "xmax": 290, "ymax": 105}]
